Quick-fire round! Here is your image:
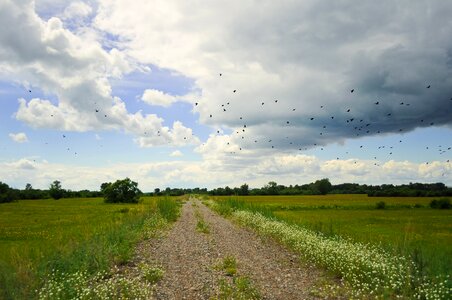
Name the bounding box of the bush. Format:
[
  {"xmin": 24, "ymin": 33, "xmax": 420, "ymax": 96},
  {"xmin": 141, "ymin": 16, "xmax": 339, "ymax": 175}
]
[
  {"xmin": 102, "ymin": 178, "xmax": 142, "ymax": 203},
  {"xmin": 375, "ymin": 201, "xmax": 386, "ymax": 209},
  {"xmin": 430, "ymin": 198, "xmax": 451, "ymax": 209}
]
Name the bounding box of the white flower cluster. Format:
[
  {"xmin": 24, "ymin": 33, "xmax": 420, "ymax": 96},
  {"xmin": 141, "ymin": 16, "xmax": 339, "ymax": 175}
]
[
  {"xmin": 232, "ymin": 210, "xmax": 451, "ymax": 299},
  {"xmin": 38, "ymin": 270, "xmax": 153, "ymax": 299}
]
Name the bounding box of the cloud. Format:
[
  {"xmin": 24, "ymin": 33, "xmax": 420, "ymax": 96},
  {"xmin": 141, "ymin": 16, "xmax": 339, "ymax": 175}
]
[
  {"xmin": 9, "ymin": 132, "xmax": 29, "ymax": 143},
  {"xmin": 6, "ymin": 158, "xmax": 36, "ymax": 170},
  {"xmin": 62, "ymin": 1, "xmax": 93, "ymax": 20},
  {"xmin": 0, "ymin": 0, "xmax": 198, "ymax": 147},
  {"xmin": 1, "ymin": 156, "xmax": 450, "ymax": 190},
  {"xmin": 170, "ymin": 150, "xmax": 183, "ymax": 157},
  {"xmin": 95, "ymin": 0, "xmax": 452, "ymax": 153},
  {"xmin": 141, "ymin": 89, "xmax": 178, "ymax": 107}
]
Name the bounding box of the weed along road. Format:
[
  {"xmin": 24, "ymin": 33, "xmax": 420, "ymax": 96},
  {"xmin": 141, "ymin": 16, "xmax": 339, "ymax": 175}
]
[{"xmin": 141, "ymin": 199, "xmax": 322, "ymax": 299}]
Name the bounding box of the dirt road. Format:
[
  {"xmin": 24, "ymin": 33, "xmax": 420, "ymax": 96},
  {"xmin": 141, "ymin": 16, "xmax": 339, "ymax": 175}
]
[{"xmin": 135, "ymin": 199, "xmax": 322, "ymax": 299}]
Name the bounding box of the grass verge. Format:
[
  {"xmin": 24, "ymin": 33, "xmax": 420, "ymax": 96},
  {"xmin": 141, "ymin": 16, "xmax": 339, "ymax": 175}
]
[
  {"xmin": 207, "ymin": 200, "xmax": 451, "ymax": 299},
  {"xmin": 0, "ymin": 196, "xmax": 181, "ymax": 299}
]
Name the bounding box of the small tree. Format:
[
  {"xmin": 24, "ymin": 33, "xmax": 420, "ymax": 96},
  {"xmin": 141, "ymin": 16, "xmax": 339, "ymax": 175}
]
[
  {"xmin": 102, "ymin": 178, "xmax": 142, "ymax": 203},
  {"xmin": 49, "ymin": 180, "xmax": 64, "ymax": 200}
]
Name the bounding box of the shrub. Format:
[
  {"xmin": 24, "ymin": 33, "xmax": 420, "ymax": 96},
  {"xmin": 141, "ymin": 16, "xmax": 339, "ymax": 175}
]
[
  {"xmin": 430, "ymin": 198, "xmax": 451, "ymax": 209},
  {"xmin": 375, "ymin": 201, "xmax": 386, "ymax": 209},
  {"xmin": 102, "ymin": 178, "xmax": 142, "ymax": 204}
]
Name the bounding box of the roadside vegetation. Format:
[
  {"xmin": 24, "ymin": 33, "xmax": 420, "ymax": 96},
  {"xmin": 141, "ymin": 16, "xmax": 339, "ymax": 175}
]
[
  {"xmin": 194, "ymin": 209, "xmax": 210, "ymax": 234},
  {"xmin": 208, "ymin": 195, "xmax": 451, "ymax": 299},
  {"xmin": 212, "ymin": 256, "xmax": 260, "ymax": 300},
  {"xmin": 0, "ymin": 195, "xmax": 181, "ymax": 299}
]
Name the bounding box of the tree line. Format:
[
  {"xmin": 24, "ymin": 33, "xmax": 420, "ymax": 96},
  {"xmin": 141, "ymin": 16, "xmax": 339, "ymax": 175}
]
[
  {"xmin": 1, "ymin": 178, "xmax": 451, "ymax": 204},
  {"xmin": 207, "ymin": 180, "xmax": 452, "ymax": 197}
]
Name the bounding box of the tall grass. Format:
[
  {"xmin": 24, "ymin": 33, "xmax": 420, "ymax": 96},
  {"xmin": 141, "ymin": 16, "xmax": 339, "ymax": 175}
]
[
  {"xmin": 156, "ymin": 195, "xmax": 180, "ymax": 222},
  {"xmin": 213, "ymin": 196, "xmax": 274, "ymax": 218},
  {"xmin": 0, "ymin": 197, "xmax": 182, "ymax": 299}
]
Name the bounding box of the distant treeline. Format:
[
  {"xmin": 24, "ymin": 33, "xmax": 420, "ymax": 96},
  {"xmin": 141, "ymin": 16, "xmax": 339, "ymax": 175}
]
[
  {"xmin": 206, "ymin": 180, "xmax": 452, "ymax": 197},
  {"xmin": 0, "ymin": 182, "xmax": 102, "ymax": 203},
  {"xmin": 1, "ymin": 179, "xmax": 451, "ymax": 203}
]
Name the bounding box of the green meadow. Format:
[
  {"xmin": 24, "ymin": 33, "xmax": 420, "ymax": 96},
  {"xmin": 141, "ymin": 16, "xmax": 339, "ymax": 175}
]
[
  {"xmin": 0, "ymin": 196, "xmax": 180, "ymax": 299},
  {"xmin": 211, "ymin": 194, "xmax": 452, "ymax": 278}
]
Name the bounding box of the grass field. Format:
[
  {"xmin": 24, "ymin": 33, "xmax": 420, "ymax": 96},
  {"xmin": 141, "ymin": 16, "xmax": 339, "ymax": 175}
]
[
  {"xmin": 211, "ymin": 195, "xmax": 452, "ymax": 278},
  {"xmin": 0, "ymin": 196, "xmax": 180, "ymax": 299}
]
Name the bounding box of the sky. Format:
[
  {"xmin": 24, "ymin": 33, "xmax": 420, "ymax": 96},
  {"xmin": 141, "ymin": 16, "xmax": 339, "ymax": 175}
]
[{"xmin": 0, "ymin": 0, "xmax": 451, "ymax": 191}]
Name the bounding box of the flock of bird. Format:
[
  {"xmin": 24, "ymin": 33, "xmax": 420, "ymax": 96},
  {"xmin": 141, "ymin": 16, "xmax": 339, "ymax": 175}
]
[
  {"xmin": 24, "ymin": 74, "xmax": 451, "ymax": 176},
  {"xmin": 195, "ymin": 74, "xmax": 451, "ymax": 173}
]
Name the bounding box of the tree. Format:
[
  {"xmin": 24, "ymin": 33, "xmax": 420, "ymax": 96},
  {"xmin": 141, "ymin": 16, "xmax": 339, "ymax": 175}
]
[
  {"xmin": 0, "ymin": 182, "xmax": 18, "ymax": 203},
  {"xmin": 239, "ymin": 183, "xmax": 249, "ymax": 195},
  {"xmin": 265, "ymin": 181, "xmax": 278, "ymax": 195},
  {"xmin": 49, "ymin": 180, "xmax": 64, "ymax": 200},
  {"xmin": 314, "ymin": 178, "xmax": 332, "ymax": 195},
  {"xmin": 102, "ymin": 178, "xmax": 142, "ymax": 203},
  {"xmin": 154, "ymin": 188, "xmax": 161, "ymax": 195},
  {"xmin": 100, "ymin": 182, "xmax": 111, "ymax": 193}
]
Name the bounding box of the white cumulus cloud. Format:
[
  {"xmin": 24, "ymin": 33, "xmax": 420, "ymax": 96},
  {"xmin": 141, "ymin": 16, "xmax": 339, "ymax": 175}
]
[
  {"xmin": 141, "ymin": 89, "xmax": 178, "ymax": 107},
  {"xmin": 170, "ymin": 150, "xmax": 183, "ymax": 157},
  {"xmin": 0, "ymin": 0, "xmax": 199, "ymax": 147},
  {"xmin": 9, "ymin": 132, "xmax": 29, "ymax": 143}
]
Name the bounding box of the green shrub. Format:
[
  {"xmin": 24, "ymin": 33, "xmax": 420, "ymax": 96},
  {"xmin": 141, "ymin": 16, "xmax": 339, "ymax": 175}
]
[{"xmin": 430, "ymin": 198, "xmax": 450, "ymax": 209}]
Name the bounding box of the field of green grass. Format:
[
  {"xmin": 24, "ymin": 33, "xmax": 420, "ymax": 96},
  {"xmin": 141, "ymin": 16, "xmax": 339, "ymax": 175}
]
[
  {"xmin": 211, "ymin": 194, "xmax": 452, "ymax": 278},
  {"xmin": 0, "ymin": 196, "xmax": 180, "ymax": 299}
]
